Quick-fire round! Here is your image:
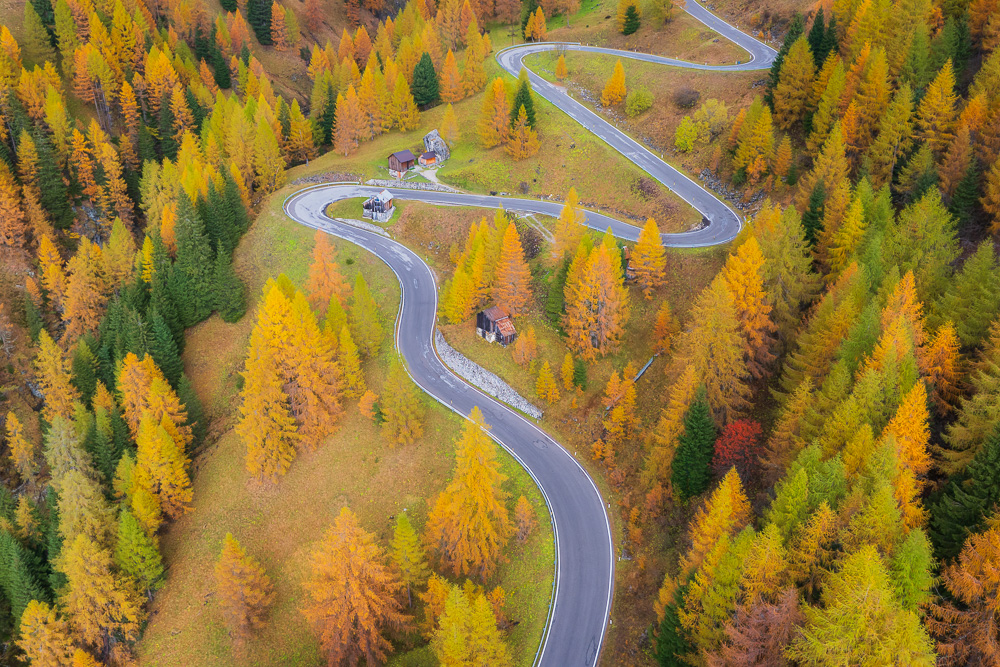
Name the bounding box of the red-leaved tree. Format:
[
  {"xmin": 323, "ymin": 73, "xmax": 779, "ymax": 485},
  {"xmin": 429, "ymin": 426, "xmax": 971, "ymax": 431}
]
[{"xmin": 712, "ymin": 419, "xmax": 763, "ymax": 483}]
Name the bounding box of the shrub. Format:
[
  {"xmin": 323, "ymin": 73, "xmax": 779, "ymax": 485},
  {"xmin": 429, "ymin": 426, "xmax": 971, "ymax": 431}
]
[
  {"xmin": 673, "ymin": 87, "xmax": 700, "ymax": 109},
  {"xmin": 625, "ymin": 87, "xmax": 653, "ymax": 117},
  {"xmin": 674, "ymin": 116, "xmax": 698, "ymax": 152}
]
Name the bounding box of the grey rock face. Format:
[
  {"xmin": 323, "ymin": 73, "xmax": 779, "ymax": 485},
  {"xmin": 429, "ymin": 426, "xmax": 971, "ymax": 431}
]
[{"xmin": 423, "ymin": 129, "xmax": 450, "ymax": 161}]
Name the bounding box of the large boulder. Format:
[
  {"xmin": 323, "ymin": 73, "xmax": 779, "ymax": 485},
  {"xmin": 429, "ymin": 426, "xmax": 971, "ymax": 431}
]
[{"xmin": 423, "ymin": 129, "xmax": 450, "ymax": 162}]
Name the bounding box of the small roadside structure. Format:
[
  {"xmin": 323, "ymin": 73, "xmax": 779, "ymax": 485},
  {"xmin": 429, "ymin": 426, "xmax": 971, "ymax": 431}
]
[
  {"xmin": 622, "ymin": 246, "xmax": 637, "ymax": 282},
  {"xmin": 362, "ymin": 189, "xmax": 395, "ymax": 223},
  {"xmin": 418, "ymin": 150, "xmax": 437, "ymax": 167},
  {"xmin": 388, "ymin": 149, "xmax": 416, "ymax": 178},
  {"xmin": 476, "ymin": 306, "xmax": 517, "ymax": 346}
]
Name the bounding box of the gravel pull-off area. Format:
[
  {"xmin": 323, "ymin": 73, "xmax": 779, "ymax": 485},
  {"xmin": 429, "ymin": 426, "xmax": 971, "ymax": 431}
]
[{"xmin": 434, "ymin": 330, "xmax": 544, "ymax": 420}]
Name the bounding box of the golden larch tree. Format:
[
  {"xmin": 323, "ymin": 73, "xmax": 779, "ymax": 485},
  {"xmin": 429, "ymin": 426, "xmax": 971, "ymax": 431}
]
[
  {"xmin": 505, "ymin": 105, "xmax": 540, "ymax": 159},
  {"xmin": 492, "ymin": 222, "xmax": 532, "ymax": 316},
  {"xmin": 425, "ymin": 406, "xmax": 514, "ymax": 579},
  {"xmin": 921, "ymin": 321, "xmax": 962, "ymax": 415},
  {"xmin": 916, "ymin": 60, "xmax": 958, "ymax": 153},
  {"xmin": 601, "ymin": 59, "xmax": 626, "ymax": 106},
  {"xmin": 59, "ymin": 534, "xmax": 145, "ymax": 650},
  {"xmin": 561, "ymin": 352, "xmax": 575, "ymax": 391},
  {"xmin": 556, "ymin": 53, "xmax": 567, "ymax": 79},
  {"xmin": 237, "ymin": 336, "xmax": 299, "ymax": 482},
  {"xmin": 773, "ymin": 37, "xmax": 815, "ymax": 130},
  {"xmin": 391, "ymin": 512, "xmax": 430, "ymax": 606},
  {"xmin": 300, "ymin": 507, "xmax": 411, "ymax": 666},
  {"xmin": 632, "ymin": 218, "xmax": 666, "ymax": 298},
  {"xmin": 61, "ymin": 238, "xmax": 107, "ymax": 343},
  {"xmin": 381, "ymin": 360, "xmax": 425, "ymax": 445},
  {"xmin": 722, "ymin": 236, "xmax": 777, "ymax": 378},
  {"xmin": 679, "ymin": 467, "xmax": 752, "ymax": 578},
  {"xmin": 34, "ymin": 331, "xmax": 80, "ymax": 424},
  {"xmin": 6, "ymin": 411, "xmax": 39, "ymax": 483},
  {"xmin": 17, "ymin": 600, "xmax": 76, "ymax": 667},
  {"xmin": 215, "ymin": 533, "xmax": 275, "ymax": 642},
  {"xmin": 535, "ymin": 361, "xmax": 560, "ymax": 404},
  {"xmin": 134, "ymin": 414, "xmax": 194, "ymax": 520},
  {"xmin": 553, "ymin": 187, "xmax": 586, "ymax": 259},
  {"xmin": 477, "ymin": 78, "xmax": 510, "ymax": 148}
]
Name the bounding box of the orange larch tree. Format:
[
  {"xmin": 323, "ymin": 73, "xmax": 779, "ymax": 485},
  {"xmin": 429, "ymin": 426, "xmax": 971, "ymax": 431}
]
[
  {"xmin": 553, "ymin": 187, "xmax": 586, "ymax": 259},
  {"xmin": 62, "ymin": 238, "xmax": 107, "ymax": 343},
  {"xmin": 34, "ymin": 330, "xmax": 80, "ymax": 424},
  {"xmin": 440, "ymin": 49, "xmax": 463, "ymax": 102},
  {"xmin": 564, "ymin": 243, "xmax": 630, "ymax": 359},
  {"xmin": 722, "ymin": 236, "xmax": 777, "ymax": 379},
  {"xmin": 300, "ymin": 507, "xmax": 411, "ymax": 666},
  {"xmin": 134, "ymin": 414, "xmax": 194, "ymax": 520},
  {"xmin": 632, "ymin": 218, "xmax": 666, "ymax": 299},
  {"xmin": 304, "ymin": 230, "xmax": 350, "ymax": 312},
  {"xmin": 492, "ymin": 222, "xmax": 532, "ymax": 316},
  {"xmin": 215, "ymin": 533, "xmax": 275, "ymax": 642}
]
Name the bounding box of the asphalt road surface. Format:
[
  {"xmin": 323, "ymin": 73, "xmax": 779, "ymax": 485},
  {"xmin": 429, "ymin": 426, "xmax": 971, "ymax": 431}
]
[{"xmin": 282, "ymin": 6, "xmax": 776, "ymax": 665}]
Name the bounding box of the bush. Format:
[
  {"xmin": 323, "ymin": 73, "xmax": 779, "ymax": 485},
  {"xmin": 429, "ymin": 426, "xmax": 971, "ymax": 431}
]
[
  {"xmin": 674, "ymin": 116, "xmax": 698, "ymax": 152},
  {"xmin": 673, "ymin": 87, "xmax": 700, "ymax": 109},
  {"xmin": 625, "ymin": 87, "xmax": 653, "ymax": 117}
]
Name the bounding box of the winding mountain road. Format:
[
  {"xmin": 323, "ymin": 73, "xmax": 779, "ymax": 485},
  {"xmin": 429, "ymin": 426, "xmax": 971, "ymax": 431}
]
[{"xmin": 283, "ymin": 6, "xmax": 775, "ymax": 665}]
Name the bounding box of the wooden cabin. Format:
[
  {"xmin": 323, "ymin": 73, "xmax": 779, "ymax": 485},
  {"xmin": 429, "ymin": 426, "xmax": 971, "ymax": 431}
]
[
  {"xmin": 388, "ymin": 149, "xmax": 416, "ymax": 178},
  {"xmin": 362, "ymin": 189, "xmax": 395, "ymax": 223},
  {"xmin": 418, "ymin": 151, "xmax": 438, "ymax": 167},
  {"xmin": 476, "ymin": 306, "xmax": 517, "ymax": 346}
]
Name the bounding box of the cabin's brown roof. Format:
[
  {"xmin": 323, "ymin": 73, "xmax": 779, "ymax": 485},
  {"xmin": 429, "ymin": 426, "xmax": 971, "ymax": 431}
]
[
  {"xmin": 420, "ymin": 151, "xmax": 437, "ymax": 159},
  {"xmin": 482, "ymin": 305, "xmax": 510, "ymax": 321},
  {"xmin": 390, "ymin": 149, "xmax": 416, "ymax": 162}
]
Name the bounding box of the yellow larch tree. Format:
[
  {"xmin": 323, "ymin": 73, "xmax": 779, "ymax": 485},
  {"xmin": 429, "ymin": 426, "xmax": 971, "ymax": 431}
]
[
  {"xmin": 679, "ymin": 467, "xmax": 752, "ymax": 578},
  {"xmin": 337, "ymin": 325, "xmax": 366, "ymax": 399},
  {"xmin": 644, "ymin": 364, "xmax": 698, "ymax": 488},
  {"xmin": 561, "ymin": 352, "xmax": 575, "ymax": 391},
  {"xmin": 118, "ymin": 353, "xmax": 192, "ymax": 450},
  {"xmin": 553, "ymin": 187, "xmax": 586, "ymax": 259},
  {"xmin": 984, "ymin": 155, "xmax": 1000, "ymax": 235},
  {"xmin": 6, "ymin": 411, "xmax": 39, "ymax": 483},
  {"xmin": 38, "ymin": 234, "xmax": 67, "ymax": 311},
  {"xmin": 134, "ymin": 414, "xmax": 193, "ymax": 520},
  {"xmin": 492, "ymin": 222, "xmax": 532, "ymax": 316},
  {"xmin": 34, "ymin": 331, "xmax": 80, "ymax": 424},
  {"xmin": 17, "ymin": 600, "xmax": 76, "ymax": 667},
  {"xmin": 59, "ymin": 534, "xmax": 145, "ymax": 650},
  {"xmin": 215, "ymin": 533, "xmax": 275, "ymax": 642},
  {"xmin": 237, "ymin": 335, "xmax": 299, "ymax": 482},
  {"xmin": 556, "ymin": 53, "xmax": 567, "ymax": 79},
  {"xmin": 304, "ymin": 230, "xmax": 350, "ymax": 312},
  {"xmin": 432, "ymin": 584, "xmax": 512, "ymax": 667},
  {"xmin": 601, "ymin": 59, "xmax": 626, "ymax": 106},
  {"xmin": 300, "ymin": 507, "xmax": 411, "ymax": 666},
  {"xmin": 881, "ymin": 382, "xmax": 932, "ymax": 527},
  {"xmin": 477, "ymin": 78, "xmax": 510, "ymax": 148},
  {"xmin": 441, "ymin": 103, "xmax": 459, "ymax": 144},
  {"xmin": 505, "ymin": 105, "xmax": 540, "ymax": 159},
  {"xmin": 512, "ymin": 326, "xmax": 537, "ymax": 366},
  {"xmin": 722, "ymin": 236, "xmax": 776, "ymax": 378},
  {"xmin": 535, "ymin": 361, "xmax": 560, "ymax": 404},
  {"xmin": 652, "ymin": 299, "xmax": 680, "ymax": 354},
  {"xmin": 425, "ymin": 406, "xmax": 514, "ymax": 579},
  {"xmin": 917, "ymin": 60, "xmax": 958, "ymax": 153},
  {"xmin": 381, "ymin": 360, "xmax": 425, "ymax": 445},
  {"xmin": 632, "ymin": 218, "xmax": 666, "ymax": 298},
  {"xmin": 773, "ymin": 37, "xmax": 815, "ymax": 130}
]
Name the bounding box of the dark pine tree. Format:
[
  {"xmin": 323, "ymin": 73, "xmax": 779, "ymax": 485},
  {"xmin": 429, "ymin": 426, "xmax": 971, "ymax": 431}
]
[
  {"xmin": 510, "ymin": 76, "xmax": 537, "ymax": 129},
  {"xmin": 158, "ymin": 93, "xmax": 179, "ymax": 160},
  {"xmin": 948, "ymin": 164, "xmax": 980, "ymax": 229},
  {"xmin": 246, "ymin": 0, "xmax": 273, "ymax": 45},
  {"xmin": 23, "ymin": 294, "xmax": 43, "ymax": 342},
  {"xmin": 220, "ymin": 0, "xmax": 238, "ymax": 13},
  {"xmin": 0, "ymin": 529, "xmax": 50, "ymax": 626},
  {"xmin": 205, "ymin": 181, "xmax": 239, "ymax": 255},
  {"xmin": 178, "ymin": 373, "xmax": 207, "ymax": 449},
  {"xmin": 31, "ymin": 0, "xmax": 54, "ymax": 24},
  {"xmin": 546, "ymin": 258, "xmax": 569, "ymax": 329},
  {"xmin": 801, "ymin": 181, "xmax": 825, "ymax": 246},
  {"xmin": 807, "ymin": 8, "xmax": 827, "ymax": 62},
  {"xmin": 671, "ymin": 388, "xmax": 717, "ymax": 501},
  {"xmin": 42, "ymin": 488, "xmax": 65, "ymax": 592},
  {"xmin": 171, "ymin": 195, "xmax": 216, "ymax": 327},
  {"xmin": 622, "ymin": 5, "xmax": 640, "ymax": 35},
  {"xmin": 33, "ymin": 130, "xmax": 72, "ymax": 229},
  {"xmin": 319, "ymin": 84, "xmax": 337, "ymax": 145},
  {"xmin": 70, "ymin": 337, "xmax": 98, "ymax": 405},
  {"xmin": 821, "ymin": 14, "xmax": 838, "ymax": 61},
  {"xmin": 184, "ymin": 88, "xmax": 207, "ymax": 133},
  {"xmin": 212, "ymin": 250, "xmax": 247, "ymax": 323},
  {"xmin": 929, "ymin": 426, "xmax": 1000, "ymax": 560},
  {"xmin": 411, "ymin": 53, "xmax": 440, "ymax": 106},
  {"xmin": 138, "ymin": 123, "xmax": 158, "ymax": 163},
  {"xmin": 93, "ymin": 408, "xmax": 123, "ymax": 484},
  {"xmin": 147, "ymin": 307, "xmax": 184, "ymax": 387},
  {"xmin": 655, "ymin": 585, "xmax": 692, "ymax": 666},
  {"xmin": 150, "ymin": 262, "xmax": 184, "ymax": 352},
  {"xmin": 223, "ymin": 172, "xmax": 249, "ymax": 235},
  {"xmin": 572, "ymin": 357, "xmax": 587, "ymax": 390},
  {"xmin": 765, "ymin": 13, "xmax": 805, "ymax": 108}
]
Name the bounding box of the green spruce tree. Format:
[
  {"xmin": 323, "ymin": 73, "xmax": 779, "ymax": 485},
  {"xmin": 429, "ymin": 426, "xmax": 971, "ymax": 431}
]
[
  {"xmin": 671, "ymin": 388, "xmax": 717, "ymax": 501},
  {"xmin": 411, "ymin": 52, "xmax": 440, "ymax": 106},
  {"xmin": 114, "ymin": 509, "xmax": 164, "ymax": 592},
  {"xmin": 212, "ymin": 250, "xmax": 246, "ymax": 323}
]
